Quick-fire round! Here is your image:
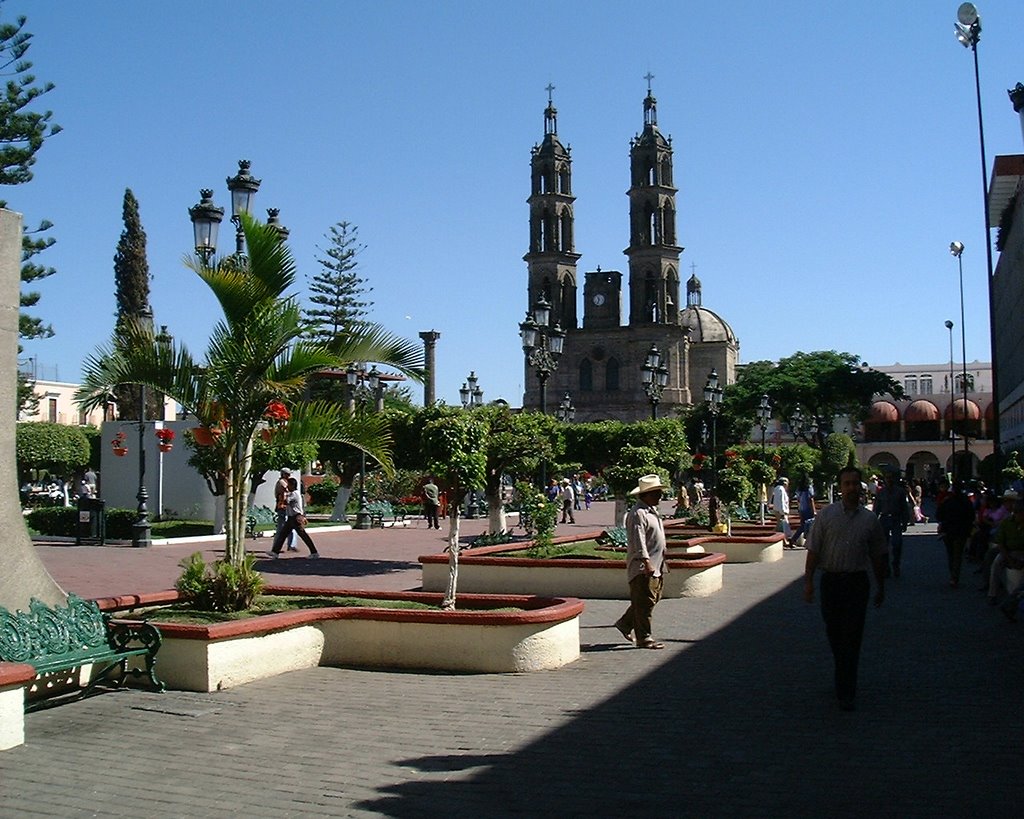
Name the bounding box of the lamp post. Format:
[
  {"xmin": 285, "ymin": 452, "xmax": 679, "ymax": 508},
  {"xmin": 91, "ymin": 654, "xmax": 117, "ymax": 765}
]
[
  {"xmin": 953, "ymin": 2, "xmax": 1000, "ymax": 456},
  {"xmin": 189, "ymin": 160, "xmax": 282, "ymax": 265},
  {"xmin": 132, "ymin": 305, "xmax": 155, "ymax": 548},
  {"xmin": 790, "ymin": 406, "xmax": 804, "ymax": 441},
  {"xmin": 640, "ymin": 344, "xmax": 669, "ymax": 419},
  {"xmin": 458, "ymin": 371, "xmax": 484, "ymax": 516},
  {"xmin": 520, "ymin": 295, "xmax": 565, "ymax": 488},
  {"xmin": 756, "ymin": 394, "xmax": 772, "ymax": 525},
  {"xmin": 346, "ymin": 364, "xmax": 382, "ymax": 530},
  {"xmin": 950, "ymin": 241, "xmax": 971, "ymax": 470},
  {"xmin": 459, "ymin": 371, "xmax": 484, "ymax": 409},
  {"xmin": 154, "ymin": 324, "xmax": 172, "ymax": 522},
  {"xmin": 555, "ymin": 392, "xmax": 576, "ymax": 423},
  {"xmin": 703, "ymin": 369, "xmax": 723, "ymax": 527},
  {"xmin": 945, "ymin": 319, "xmax": 957, "ymax": 479}
]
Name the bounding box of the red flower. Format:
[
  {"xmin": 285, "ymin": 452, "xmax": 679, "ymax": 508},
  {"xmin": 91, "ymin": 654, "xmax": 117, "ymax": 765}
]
[
  {"xmin": 724, "ymin": 449, "xmax": 738, "ymax": 460},
  {"xmin": 263, "ymin": 400, "xmax": 290, "ymax": 423},
  {"xmin": 155, "ymin": 428, "xmax": 175, "ymax": 442}
]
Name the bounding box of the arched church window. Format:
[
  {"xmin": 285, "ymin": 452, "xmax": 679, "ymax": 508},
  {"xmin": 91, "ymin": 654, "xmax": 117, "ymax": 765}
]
[
  {"xmin": 660, "ymin": 157, "xmax": 672, "ymax": 186},
  {"xmin": 560, "ymin": 210, "xmax": 572, "ymax": 251},
  {"xmin": 580, "ymin": 359, "xmax": 593, "ymax": 392},
  {"xmin": 558, "ymin": 167, "xmax": 570, "ymax": 194},
  {"xmin": 663, "ymin": 203, "xmax": 675, "ymax": 245},
  {"xmin": 647, "ymin": 162, "xmax": 657, "ymax": 186},
  {"xmin": 606, "ymin": 358, "xmax": 619, "ymax": 391}
]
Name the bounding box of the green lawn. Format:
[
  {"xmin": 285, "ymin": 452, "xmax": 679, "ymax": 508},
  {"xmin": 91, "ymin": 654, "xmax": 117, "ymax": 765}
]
[{"xmin": 493, "ymin": 539, "xmax": 624, "ymax": 560}]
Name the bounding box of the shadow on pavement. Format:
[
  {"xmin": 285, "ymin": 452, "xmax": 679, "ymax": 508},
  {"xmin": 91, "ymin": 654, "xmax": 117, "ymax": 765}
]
[
  {"xmin": 355, "ymin": 533, "xmax": 1021, "ymax": 817},
  {"xmin": 254, "ymin": 557, "xmax": 420, "ymax": 577}
]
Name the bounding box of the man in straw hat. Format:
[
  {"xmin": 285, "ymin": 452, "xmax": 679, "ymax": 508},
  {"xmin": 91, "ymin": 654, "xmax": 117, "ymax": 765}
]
[{"xmin": 613, "ymin": 474, "xmax": 669, "ymax": 649}]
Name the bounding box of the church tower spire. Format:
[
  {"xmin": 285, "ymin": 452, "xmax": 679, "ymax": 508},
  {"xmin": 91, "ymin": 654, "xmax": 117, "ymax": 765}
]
[
  {"xmin": 625, "ymin": 75, "xmax": 682, "ymax": 326},
  {"xmin": 525, "ymin": 84, "xmax": 580, "ymax": 331}
]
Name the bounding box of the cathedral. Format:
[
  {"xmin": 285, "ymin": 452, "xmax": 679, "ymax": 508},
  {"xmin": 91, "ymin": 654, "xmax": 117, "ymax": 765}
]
[{"xmin": 521, "ymin": 84, "xmax": 739, "ymax": 422}]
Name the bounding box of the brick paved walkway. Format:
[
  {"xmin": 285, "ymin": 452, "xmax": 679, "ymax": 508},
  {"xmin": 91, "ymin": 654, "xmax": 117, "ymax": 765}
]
[{"xmin": 2, "ymin": 517, "xmax": 1020, "ymax": 816}]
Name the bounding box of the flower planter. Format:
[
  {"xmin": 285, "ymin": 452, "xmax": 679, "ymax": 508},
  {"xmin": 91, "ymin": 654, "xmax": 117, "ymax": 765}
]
[
  {"xmin": 420, "ymin": 538, "xmax": 726, "ymax": 599},
  {"xmin": 97, "ymin": 588, "xmax": 583, "ymax": 691},
  {"xmin": 158, "ymin": 443, "xmax": 173, "ymax": 454},
  {"xmin": 112, "ymin": 447, "xmax": 128, "ymax": 457},
  {"xmin": 190, "ymin": 427, "xmax": 218, "ymax": 447},
  {"xmin": 667, "ymin": 533, "xmax": 785, "ymax": 563}
]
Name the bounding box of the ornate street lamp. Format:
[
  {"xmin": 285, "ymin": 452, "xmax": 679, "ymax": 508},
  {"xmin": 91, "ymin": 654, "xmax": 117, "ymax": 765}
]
[
  {"xmin": 790, "ymin": 406, "xmax": 804, "ymax": 441},
  {"xmin": 189, "ymin": 159, "xmax": 278, "ymax": 264},
  {"xmin": 520, "ymin": 295, "xmax": 565, "ymax": 488},
  {"xmin": 953, "ymin": 2, "xmax": 1000, "ymax": 455},
  {"xmin": 950, "ymin": 241, "xmax": 971, "ymax": 469},
  {"xmin": 519, "ymin": 295, "xmax": 565, "ymax": 415},
  {"xmin": 555, "ymin": 392, "xmax": 576, "ymax": 423},
  {"xmin": 459, "ymin": 371, "xmax": 484, "ymax": 409},
  {"xmin": 756, "ymin": 394, "xmax": 772, "ymax": 455},
  {"xmin": 132, "ymin": 305, "xmax": 155, "ymax": 548},
  {"xmin": 946, "ymin": 319, "xmax": 957, "ymax": 479},
  {"xmin": 703, "ymin": 369, "xmax": 723, "ymax": 527},
  {"xmin": 640, "ymin": 344, "xmax": 669, "ymax": 419},
  {"xmin": 347, "ymin": 364, "xmax": 383, "ymax": 530}
]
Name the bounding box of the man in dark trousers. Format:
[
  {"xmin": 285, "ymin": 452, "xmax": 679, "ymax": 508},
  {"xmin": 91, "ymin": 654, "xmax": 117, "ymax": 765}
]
[
  {"xmin": 804, "ymin": 466, "xmax": 887, "ymax": 711},
  {"xmin": 873, "ymin": 468, "xmax": 909, "ymax": 577}
]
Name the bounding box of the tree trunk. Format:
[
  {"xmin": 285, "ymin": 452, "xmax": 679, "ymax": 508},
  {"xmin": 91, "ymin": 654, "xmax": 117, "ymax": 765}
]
[
  {"xmin": 441, "ymin": 507, "xmax": 462, "ymax": 610},
  {"xmin": 485, "ymin": 488, "xmax": 506, "ymax": 534},
  {"xmin": 614, "ymin": 496, "xmax": 628, "ymax": 527},
  {"xmin": 331, "ymin": 485, "xmax": 352, "ymax": 522}
]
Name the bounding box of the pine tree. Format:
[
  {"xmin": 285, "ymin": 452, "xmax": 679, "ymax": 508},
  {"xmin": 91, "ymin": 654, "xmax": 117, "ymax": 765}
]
[
  {"xmin": 112, "ymin": 188, "xmax": 162, "ymax": 420},
  {"xmin": 304, "ymin": 221, "xmax": 373, "ymax": 345},
  {"xmin": 0, "ymin": 6, "xmax": 62, "ymax": 414}
]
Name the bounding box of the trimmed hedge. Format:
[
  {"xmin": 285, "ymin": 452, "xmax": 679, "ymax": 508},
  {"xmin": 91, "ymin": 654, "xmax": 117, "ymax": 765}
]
[{"xmin": 27, "ymin": 506, "xmax": 142, "ymax": 539}]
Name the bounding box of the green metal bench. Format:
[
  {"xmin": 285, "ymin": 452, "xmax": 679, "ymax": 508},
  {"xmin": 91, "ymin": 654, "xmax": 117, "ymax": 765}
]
[
  {"xmin": 0, "ymin": 594, "xmax": 164, "ymax": 709},
  {"xmin": 366, "ymin": 501, "xmax": 406, "ymax": 528},
  {"xmin": 596, "ymin": 526, "xmax": 628, "ymax": 549},
  {"xmin": 246, "ymin": 504, "xmax": 277, "ymax": 539}
]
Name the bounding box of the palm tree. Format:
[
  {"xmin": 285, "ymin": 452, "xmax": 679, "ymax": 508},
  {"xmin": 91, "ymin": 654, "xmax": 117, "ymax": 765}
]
[{"xmin": 77, "ymin": 214, "xmax": 423, "ymax": 566}]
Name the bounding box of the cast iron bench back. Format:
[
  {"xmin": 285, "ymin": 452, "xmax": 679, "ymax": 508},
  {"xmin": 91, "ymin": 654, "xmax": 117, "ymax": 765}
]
[
  {"xmin": 0, "ymin": 593, "xmax": 164, "ymax": 708},
  {"xmin": 367, "ymin": 501, "xmax": 406, "ymax": 528},
  {"xmin": 596, "ymin": 526, "xmax": 628, "ymax": 549}
]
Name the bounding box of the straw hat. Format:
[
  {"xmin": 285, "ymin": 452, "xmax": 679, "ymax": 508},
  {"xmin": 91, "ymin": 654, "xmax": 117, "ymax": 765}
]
[{"xmin": 628, "ymin": 474, "xmax": 669, "ymax": 496}]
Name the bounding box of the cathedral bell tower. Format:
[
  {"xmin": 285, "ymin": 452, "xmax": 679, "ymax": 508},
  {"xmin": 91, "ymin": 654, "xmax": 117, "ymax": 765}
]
[
  {"xmin": 524, "ymin": 85, "xmax": 581, "ymax": 331},
  {"xmin": 625, "ymin": 77, "xmax": 682, "ymax": 327}
]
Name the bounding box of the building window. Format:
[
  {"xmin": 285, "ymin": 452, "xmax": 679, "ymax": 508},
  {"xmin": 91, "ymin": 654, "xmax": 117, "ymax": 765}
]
[
  {"xmin": 919, "ymin": 376, "xmax": 932, "ymax": 395},
  {"xmin": 47, "ymin": 398, "xmax": 57, "ymax": 423},
  {"xmin": 78, "ymin": 409, "xmax": 88, "ymax": 425},
  {"xmin": 904, "ymin": 376, "xmax": 917, "ymax": 395},
  {"xmin": 579, "ymin": 359, "xmax": 593, "ymax": 392},
  {"xmin": 606, "ymin": 358, "xmax": 619, "ymax": 392}
]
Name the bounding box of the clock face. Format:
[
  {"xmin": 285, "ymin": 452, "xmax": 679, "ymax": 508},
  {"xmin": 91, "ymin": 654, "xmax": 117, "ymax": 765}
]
[{"xmin": 592, "ymin": 293, "xmax": 606, "ymax": 306}]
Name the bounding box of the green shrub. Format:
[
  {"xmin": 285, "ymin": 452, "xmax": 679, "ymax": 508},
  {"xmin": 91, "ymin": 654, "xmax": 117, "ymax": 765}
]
[
  {"xmin": 27, "ymin": 506, "xmax": 155, "ymax": 539},
  {"xmin": 175, "ymin": 551, "xmax": 265, "ymax": 612},
  {"xmin": 514, "ymin": 480, "xmax": 558, "ymax": 549},
  {"xmin": 306, "ymin": 477, "xmax": 340, "ymax": 507}
]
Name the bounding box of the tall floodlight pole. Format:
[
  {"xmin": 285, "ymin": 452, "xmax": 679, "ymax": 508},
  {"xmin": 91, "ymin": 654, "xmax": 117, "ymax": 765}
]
[
  {"xmin": 946, "ymin": 319, "xmax": 957, "ymax": 479},
  {"xmin": 954, "ymin": 2, "xmax": 1000, "ymax": 456}
]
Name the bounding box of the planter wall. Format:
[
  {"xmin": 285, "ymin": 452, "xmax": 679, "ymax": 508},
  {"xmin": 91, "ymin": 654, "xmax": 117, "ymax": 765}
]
[
  {"xmin": 0, "ymin": 663, "xmax": 34, "ymax": 750},
  {"xmin": 669, "ymin": 534, "xmax": 785, "ymax": 563},
  {"xmin": 100, "ymin": 588, "xmax": 582, "ymax": 692},
  {"xmin": 420, "ymin": 547, "xmax": 726, "ymax": 599}
]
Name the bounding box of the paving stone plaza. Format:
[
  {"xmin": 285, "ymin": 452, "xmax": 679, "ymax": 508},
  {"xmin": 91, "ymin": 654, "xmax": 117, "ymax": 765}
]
[{"xmin": 1, "ymin": 506, "xmax": 1019, "ymax": 817}]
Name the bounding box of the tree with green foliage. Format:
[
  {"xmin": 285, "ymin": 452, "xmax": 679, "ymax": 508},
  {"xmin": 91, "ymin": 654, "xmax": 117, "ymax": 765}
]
[
  {"xmin": 16, "ymin": 421, "xmax": 89, "ymax": 481},
  {"xmin": 725, "ymin": 351, "xmax": 904, "ymax": 447},
  {"xmin": 77, "ymin": 213, "xmax": 423, "ymax": 576},
  {"xmin": 603, "ymin": 444, "xmax": 661, "ymax": 526},
  {"xmin": 305, "ymin": 221, "xmax": 372, "ymax": 345},
  {"xmin": 818, "ymin": 432, "xmax": 856, "ymax": 497},
  {"xmin": 112, "ymin": 188, "xmax": 164, "ymax": 420},
  {"xmin": 0, "ymin": 6, "xmax": 62, "ymax": 415},
  {"xmin": 420, "ymin": 405, "xmax": 487, "ymax": 609},
  {"xmin": 479, "ymin": 405, "xmax": 562, "ymax": 533}
]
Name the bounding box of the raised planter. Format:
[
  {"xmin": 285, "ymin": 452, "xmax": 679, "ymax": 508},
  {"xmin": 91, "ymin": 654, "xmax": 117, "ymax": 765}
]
[
  {"xmin": 420, "ymin": 539, "xmax": 726, "ymax": 599},
  {"xmin": 0, "ymin": 662, "xmax": 35, "ymax": 750},
  {"xmin": 99, "ymin": 588, "xmax": 582, "ymax": 692},
  {"xmin": 668, "ymin": 533, "xmax": 785, "ymax": 563}
]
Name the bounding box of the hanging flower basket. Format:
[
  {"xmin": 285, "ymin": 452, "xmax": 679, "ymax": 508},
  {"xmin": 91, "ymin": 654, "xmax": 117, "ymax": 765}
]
[
  {"xmin": 260, "ymin": 428, "xmax": 274, "ymax": 443},
  {"xmin": 190, "ymin": 427, "xmax": 219, "ymax": 447},
  {"xmin": 158, "ymin": 443, "xmax": 173, "ymax": 453},
  {"xmin": 156, "ymin": 428, "xmax": 175, "ymax": 453},
  {"xmin": 112, "ymin": 446, "xmax": 128, "ymax": 458},
  {"xmin": 111, "ymin": 431, "xmax": 128, "ymax": 457}
]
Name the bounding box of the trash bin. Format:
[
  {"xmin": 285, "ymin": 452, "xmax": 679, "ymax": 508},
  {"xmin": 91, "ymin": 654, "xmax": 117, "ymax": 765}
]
[{"xmin": 75, "ymin": 497, "xmax": 106, "ymax": 546}]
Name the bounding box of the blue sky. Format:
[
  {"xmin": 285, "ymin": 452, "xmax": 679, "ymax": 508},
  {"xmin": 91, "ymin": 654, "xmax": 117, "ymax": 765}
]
[{"xmin": 10, "ymin": 1, "xmax": 1024, "ymax": 406}]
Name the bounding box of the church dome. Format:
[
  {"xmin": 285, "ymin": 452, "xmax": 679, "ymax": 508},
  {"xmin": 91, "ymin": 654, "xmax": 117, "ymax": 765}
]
[{"xmin": 680, "ymin": 305, "xmax": 737, "ymax": 343}]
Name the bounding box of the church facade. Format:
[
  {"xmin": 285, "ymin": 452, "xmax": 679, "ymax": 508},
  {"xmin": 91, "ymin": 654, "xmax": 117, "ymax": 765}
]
[{"xmin": 521, "ymin": 86, "xmax": 739, "ymax": 422}]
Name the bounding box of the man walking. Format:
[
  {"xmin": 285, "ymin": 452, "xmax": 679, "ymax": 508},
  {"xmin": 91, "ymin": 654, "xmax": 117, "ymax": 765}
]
[
  {"xmin": 772, "ymin": 477, "xmax": 793, "ymax": 545},
  {"xmin": 558, "ymin": 478, "xmax": 576, "ymax": 524},
  {"xmin": 873, "ymin": 468, "xmax": 909, "ymax": 577},
  {"xmin": 804, "ymin": 466, "xmax": 887, "ymax": 711},
  {"xmin": 274, "ymin": 468, "xmax": 297, "ymax": 551},
  {"xmin": 614, "ymin": 474, "xmax": 669, "ymax": 650},
  {"xmin": 422, "ymin": 477, "xmax": 441, "ymax": 530}
]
